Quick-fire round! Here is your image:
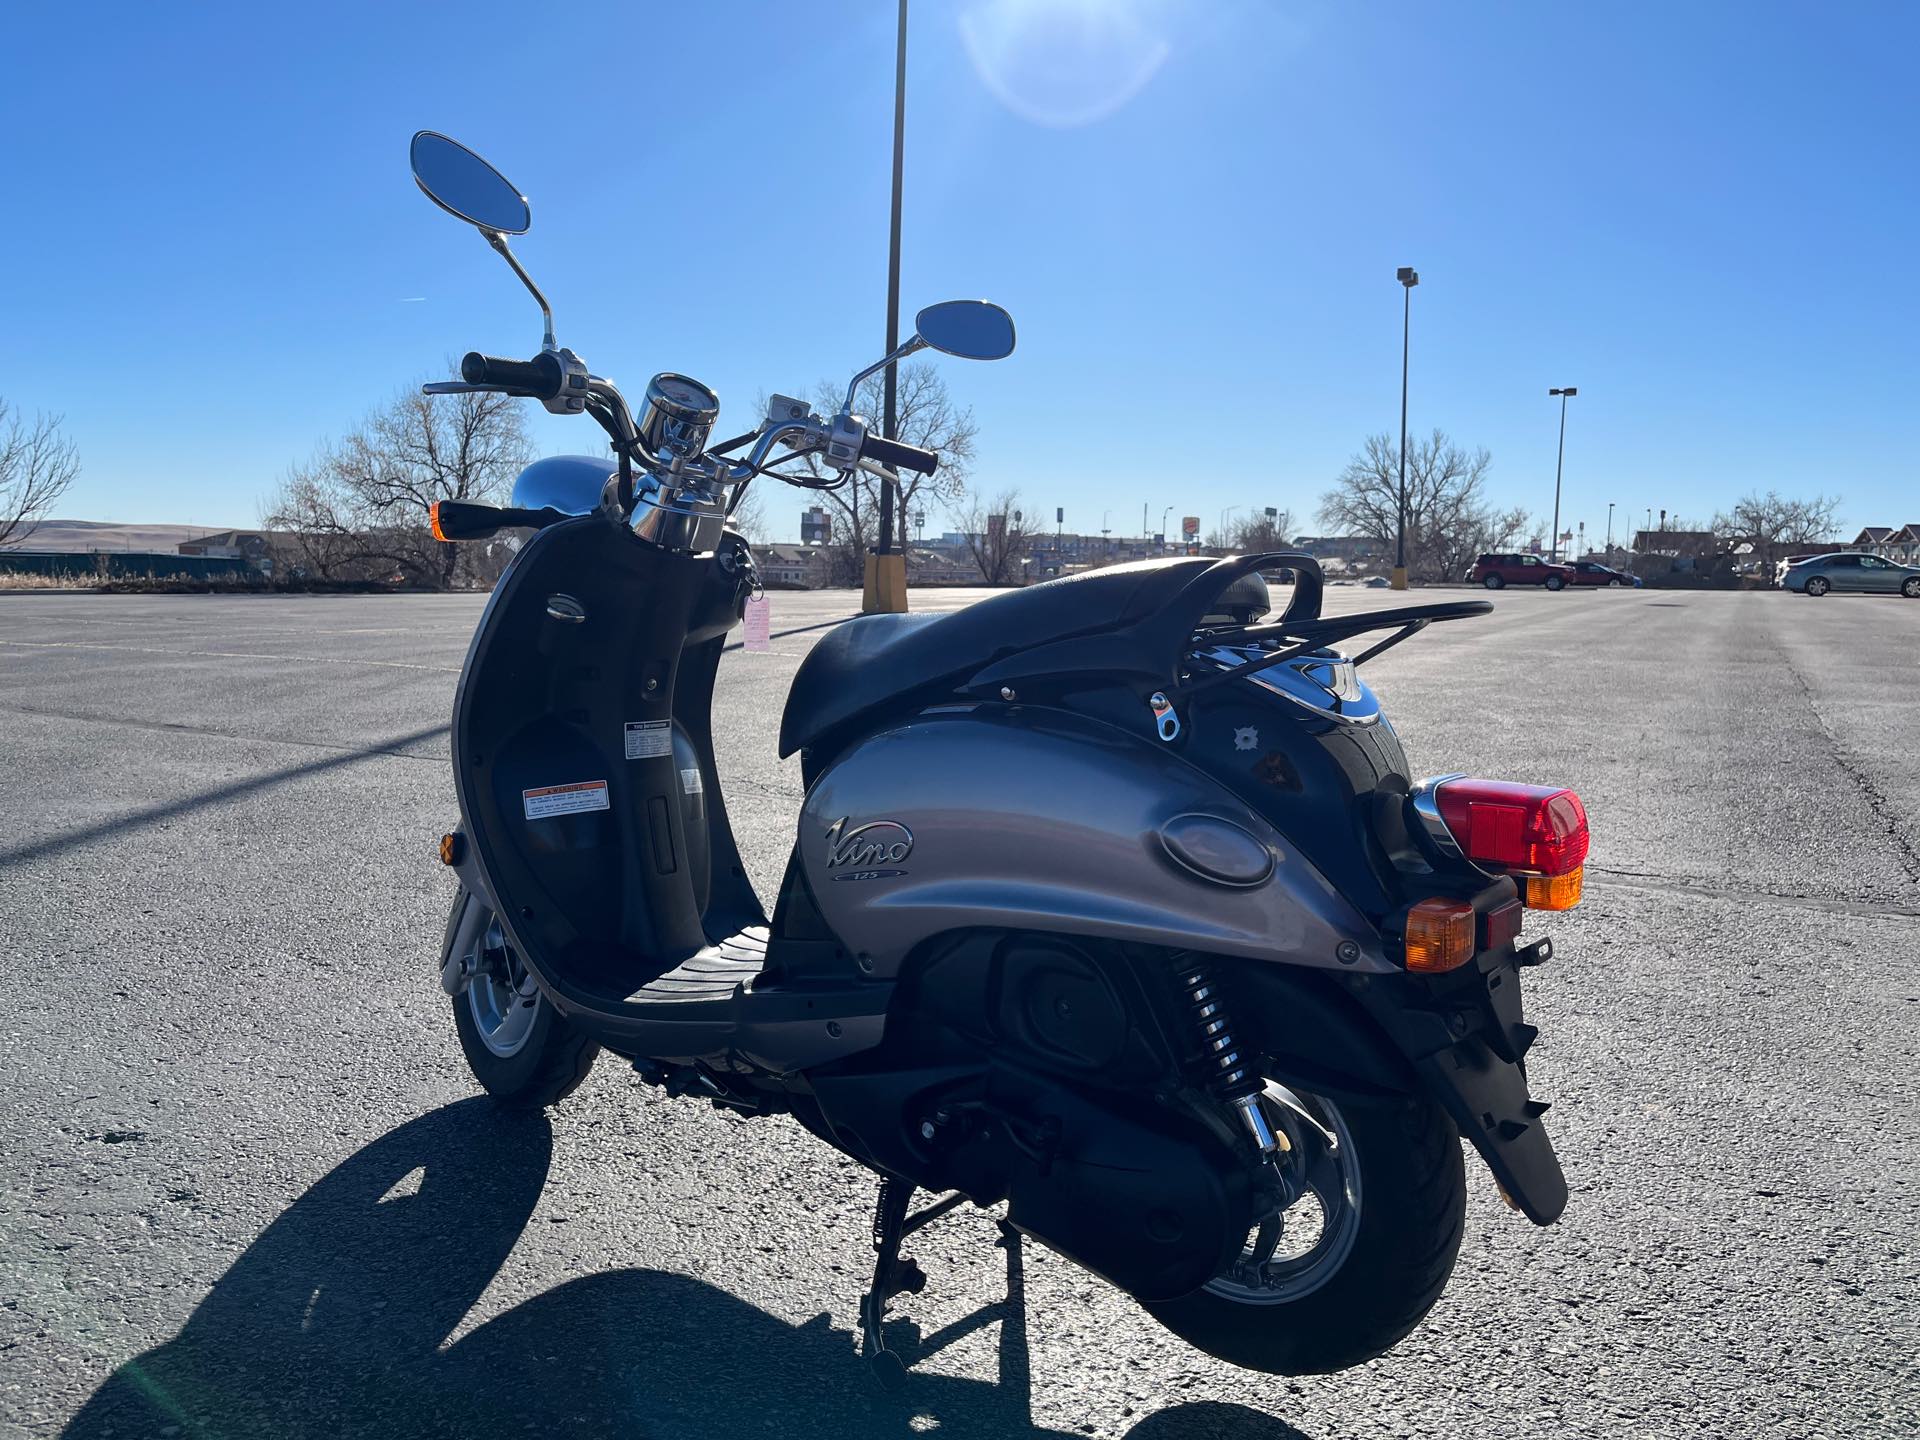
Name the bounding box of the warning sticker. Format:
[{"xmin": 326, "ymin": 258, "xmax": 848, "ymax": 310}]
[
  {"xmin": 624, "ymin": 720, "xmax": 672, "ymax": 760},
  {"xmin": 522, "ymin": 780, "xmax": 610, "ymax": 820},
  {"xmin": 679, "ymin": 766, "xmax": 703, "ymax": 796}
]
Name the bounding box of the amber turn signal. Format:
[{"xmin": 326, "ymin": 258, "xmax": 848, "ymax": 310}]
[
  {"xmin": 429, "ymin": 501, "xmax": 449, "ymax": 543},
  {"xmin": 439, "ymin": 832, "xmax": 463, "ymax": 867},
  {"xmin": 1404, "ymin": 897, "xmax": 1476, "ymax": 973},
  {"xmin": 1522, "ymin": 866, "xmax": 1583, "ymax": 911}
]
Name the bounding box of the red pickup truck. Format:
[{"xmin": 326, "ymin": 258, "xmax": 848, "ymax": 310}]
[{"xmin": 1467, "ymin": 553, "xmax": 1574, "ymax": 590}]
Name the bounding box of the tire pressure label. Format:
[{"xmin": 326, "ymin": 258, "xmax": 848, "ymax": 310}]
[
  {"xmin": 521, "ymin": 780, "xmax": 610, "ymax": 820},
  {"xmin": 624, "ymin": 720, "xmax": 672, "ymax": 760}
]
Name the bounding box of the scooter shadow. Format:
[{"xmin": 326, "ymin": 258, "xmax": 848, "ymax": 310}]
[{"xmin": 63, "ymin": 1099, "xmax": 1312, "ymax": 1440}]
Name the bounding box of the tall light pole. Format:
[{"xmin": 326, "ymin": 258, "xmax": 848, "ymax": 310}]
[
  {"xmin": 1220, "ymin": 504, "xmax": 1243, "ymax": 550},
  {"xmin": 1393, "ymin": 267, "xmax": 1419, "ymax": 590},
  {"xmin": 1606, "ymin": 501, "xmax": 1615, "ymax": 553},
  {"xmin": 865, "ymin": 0, "xmax": 911, "ymax": 613},
  {"xmin": 1160, "ymin": 505, "xmax": 1173, "ymax": 545},
  {"xmin": 1548, "ymin": 387, "xmax": 1578, "ymax": 563}
]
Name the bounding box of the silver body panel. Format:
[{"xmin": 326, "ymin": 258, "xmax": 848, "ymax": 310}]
[{"xmin": 800, "ymin": 706, "xmax": 1394, "ymax": 978}]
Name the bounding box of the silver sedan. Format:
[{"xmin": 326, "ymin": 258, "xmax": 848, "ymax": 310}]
[{"xmin": 1783, "ymin": 551, "xmax": 1920, "ymax": 596}]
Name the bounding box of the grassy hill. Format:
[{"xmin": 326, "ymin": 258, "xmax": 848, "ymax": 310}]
[{"xmin": 8, "ymin": 519, "xmax": 236, "ymax": 553}]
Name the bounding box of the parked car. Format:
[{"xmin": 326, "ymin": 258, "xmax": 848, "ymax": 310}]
[
  {"xmin": 1566, "ymin": 560, "xmax": 1642, "ymax": 588},
  {"xmin": 1467, "ymin": 553, "xmax": 1575, "ymax": 590},
  {"xmin": 1782, "ymin": 552, "xmax": 1920, "ymax": 597}
]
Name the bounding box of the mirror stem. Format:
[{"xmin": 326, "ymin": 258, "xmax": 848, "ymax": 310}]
[
  {"xmin": 842, "ymin": 336, "xmax": 926, "ymax": 415},
  {"xmin": 485, "ymin": 230, "xmax": 557, "ymax": 352}
]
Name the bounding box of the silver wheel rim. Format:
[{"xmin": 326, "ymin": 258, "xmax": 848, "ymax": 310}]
[
  {"xmin": 1203, "ymin": 1080, "xmax": 1363, "ymax": 1305},
  {"xmin": 465, "ymin": 914, "xmax": 541, "ymax": 1057}
]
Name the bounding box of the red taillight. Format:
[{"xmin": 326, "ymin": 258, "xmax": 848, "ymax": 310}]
[{"xmin": 1432, "ymin": 779, "xmax": 1589, "ymax": 878}]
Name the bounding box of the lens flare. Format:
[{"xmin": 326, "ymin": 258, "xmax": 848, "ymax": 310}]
[{"xmin": 959, "ymin": 0, "xmax": 1173, "ymax": 128}]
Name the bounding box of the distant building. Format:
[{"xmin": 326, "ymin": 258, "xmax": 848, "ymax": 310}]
[
  {"xmin": 799, "ymin": 507, "xmax": 832, "ymax": 545},
  {"xmin": 756, "ymin": 542, "xmax": 829, "ymax": 589},
  {"xmin": 177, "ymin": 529, "xmax": 281, "ymax": 573}
]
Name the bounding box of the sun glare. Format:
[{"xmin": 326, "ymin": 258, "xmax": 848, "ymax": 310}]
[{"xmin": 959, "ymin": 0, "xmax": 1175, "ymax": 127}]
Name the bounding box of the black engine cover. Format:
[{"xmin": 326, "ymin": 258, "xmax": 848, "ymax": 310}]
[{"xmin": 808, "ymin": 930, "xmax": 1255, "ymax": 1302}]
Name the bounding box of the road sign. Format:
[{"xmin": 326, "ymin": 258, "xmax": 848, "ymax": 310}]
[{"xmin": 1182, "ymin": 516, "xmax": 1200, "ymax": 538}]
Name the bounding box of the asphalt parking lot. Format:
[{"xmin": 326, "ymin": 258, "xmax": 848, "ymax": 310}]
[{"xmin": 2, "ymin": 582, "xmax": 1916, "ymax": 1439}]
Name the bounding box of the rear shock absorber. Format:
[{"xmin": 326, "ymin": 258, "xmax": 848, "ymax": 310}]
[{"xmin": 1170, "ymin": 956, "xmax": 1278, "ymax": 1157}]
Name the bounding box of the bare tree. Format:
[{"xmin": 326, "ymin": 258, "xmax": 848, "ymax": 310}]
[
  {"xmin": 728, "ymin": 482, "xmax": 769, "ymax": 544},
  {"xmin": 953, "ymin": 489, "xmax": 1033, "ymax": 585},
  {"xmin": 262, "ymin": 382, "xmax": 533, "ymax": 589},
  {"xmin": 0, "ymin": 403, "xmax": 81, "ymax": 549},
  {"xmin": 1712, "ymin": 490, "xmax": 1842, "ymax": 583},
  {"xmin": 1318, "ymin": 430, "xmax": 1526, "ymax": 581},
  {"xmin": 1205, "ymin": 514, "xmax": 1297, "ymax": 556},
  {"xmin": 777, "ymin": 362, "xmax": 977, "ymax": 586}
]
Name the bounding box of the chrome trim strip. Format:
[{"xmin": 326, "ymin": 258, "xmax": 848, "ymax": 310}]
[{"xmin": 1408, "ymin": 773, "xmax": 1470, "ymax": 863}]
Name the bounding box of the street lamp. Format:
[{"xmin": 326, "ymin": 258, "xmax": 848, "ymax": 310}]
[
  {"xmin": 1393, "ymin": 267, "xmax": 1419, "ymax": 590},
  {"xmin": 1548, "ymin": 387, "xmax": 1578, "ymax": 563},
  {"xmin": 1605, "ymin": 501, "xmax": 1614, "ymax": 553},
  {"xmin": 1160, "ymin": 505, "xmax": 1173, "ymax": 546}
]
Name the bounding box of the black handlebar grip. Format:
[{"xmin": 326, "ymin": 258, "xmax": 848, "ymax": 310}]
[
  {"xmin": 861, "ymin": 433, "xmax": 939, "ymax": 476},
  {"xmin": 460, "ymin": 351, "xmax": 563, "ymax": 399}
]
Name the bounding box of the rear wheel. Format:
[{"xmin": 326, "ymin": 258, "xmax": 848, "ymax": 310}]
[
  {"xmin": 447, "ymin": 892, "xmax": 600, "ymax": 1109},
  {"xmin": 1482, "ymin": 574, "xmax": 1504, "ymax": 590},
  {"xmin": 1140, "ymin": 1080, "xmax": 1466, "ymax": 1374},
  {"xmin": 1805, "ymin": 576, "xmax": 1831, "ymax": 596}
]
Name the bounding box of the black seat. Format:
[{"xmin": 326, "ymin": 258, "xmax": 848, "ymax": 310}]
[{"xmin": 778, "ymin": 556, "xmax": 1221, "ymax": 756}]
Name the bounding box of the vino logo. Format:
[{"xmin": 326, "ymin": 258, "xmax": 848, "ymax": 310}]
[{"xmin": 823, "ymin": 817, "xmax": 913, "ymax": 879}]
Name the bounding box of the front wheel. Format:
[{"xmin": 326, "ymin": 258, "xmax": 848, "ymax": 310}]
[
  {"xmin": 447, "ymin": 892, "xmax": 600, "ymax": 1109},
  {"xmin": 1544, "ymin": 574, "xmax": 1566, "ymax": 591},
  {"xmin": 1141, "ymin": 1082, "xmax": 1465, "ymax": 1374},
  {"xmin": 1608, "ymin": 578, "xmax": 1624, "ymax": 587},
  {"xmin": 1902, "ymin": 577, "xmax": 1920, "ymax": 598}
]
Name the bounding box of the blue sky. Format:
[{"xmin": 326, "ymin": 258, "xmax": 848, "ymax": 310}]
[{"xmin": 3, "ymin": 1, "xmax": 1914, "ymax": 544}]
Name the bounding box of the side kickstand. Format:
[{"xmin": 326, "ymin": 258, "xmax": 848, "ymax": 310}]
[{"xmin": 859, "ymin": 1178, "xmax": 966, "ymax": 1389}]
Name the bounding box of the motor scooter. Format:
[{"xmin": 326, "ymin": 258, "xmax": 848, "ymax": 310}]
[{"xmin": 410, "ymin": 132, "xmax": 1584, "ymax": 1381}]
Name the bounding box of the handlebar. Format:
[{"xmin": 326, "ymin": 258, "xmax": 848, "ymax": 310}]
[
  {"xmin": 460, "ymin": 351, "xmax": 564, "ymax": 400},
  {"xmin": 859, "ymin": 432, "xmax": 938, "ymax": 476}
]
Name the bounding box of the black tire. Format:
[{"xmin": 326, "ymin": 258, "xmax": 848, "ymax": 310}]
[
  {"xmin": 446, "ymin": 892, "xmax": 600, "ymax": 1110},
  {"xmin": 1902, "ymin": 577, "xmax": 1920, "ymax": 598},
  {"xmin": 1608, "ymin": 578, "xmax": 1624, "ymax": 587},
  {"xmin": 1544, "ymin": 574, "xmax": 1565, "ymax": 591},
  {"xmin": 1481, "ymin": 574, "xmax": 1504, "ymax": 590},
  {"xmin": 1805, "ymin": 576, "xmax": 1830, "ymax": 596},
  {"xmin": 1141, "ymin": 1092, "xmax": 1466, "ymax": 1375}
]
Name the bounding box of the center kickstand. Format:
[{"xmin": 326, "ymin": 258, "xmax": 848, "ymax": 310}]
[{"xmin": 859, "ymin": 1177, "xmax": 966, "ymax": 1389}]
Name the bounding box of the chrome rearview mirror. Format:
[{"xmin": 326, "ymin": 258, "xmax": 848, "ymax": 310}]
[
  {"xmin": 914, "ymin": 300, "xmax": 1016, "ymax": 361},
  {"xmin": 408, "ymin": 130, "xmax": 555, "ymax": 352},
  {"xmin": 410, "ymin": 131, "xmax": 530, "ymax": 234},
  {"xmin": 840, "ymin": 298, "xmax": 1016, "ymax": 413}
]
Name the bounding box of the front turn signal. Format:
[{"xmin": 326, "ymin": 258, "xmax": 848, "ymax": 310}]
[
  {"xmin": 1522, "ymin": 866, "xmax": 1583, "ymax": 911},
  {"xmin": 1404, "ymin": 897, "xmax": 1475, "ymax": 973},
  {"xmin": 429, "ymin": 501, "xmax": 449, "ymax": 543}
]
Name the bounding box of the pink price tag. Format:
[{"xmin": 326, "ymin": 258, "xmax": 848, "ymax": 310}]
[{"xmin": 743, "ymin": 593, "xmax": 771, "ymax": 652}]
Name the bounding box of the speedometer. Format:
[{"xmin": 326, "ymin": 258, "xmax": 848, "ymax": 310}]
[{"xmin": 639, "ymin": 372, "xmax": 720, "ymax": 457}]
